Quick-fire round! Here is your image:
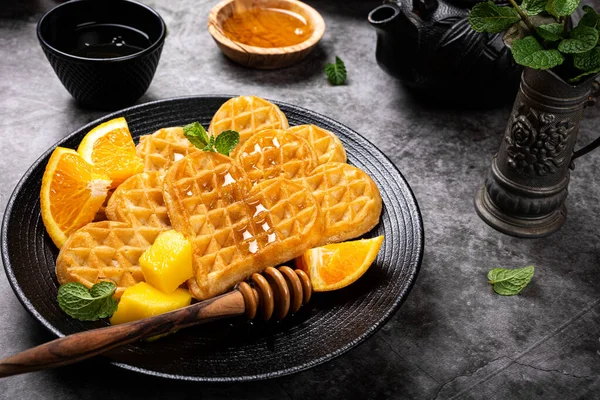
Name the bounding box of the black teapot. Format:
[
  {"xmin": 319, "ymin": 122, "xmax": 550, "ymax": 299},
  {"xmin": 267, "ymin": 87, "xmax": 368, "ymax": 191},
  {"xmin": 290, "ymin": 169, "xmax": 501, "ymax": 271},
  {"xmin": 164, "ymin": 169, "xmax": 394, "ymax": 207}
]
[{"xmin": 368, "ymin": 0, "xmax": 522, "ymax": 107}]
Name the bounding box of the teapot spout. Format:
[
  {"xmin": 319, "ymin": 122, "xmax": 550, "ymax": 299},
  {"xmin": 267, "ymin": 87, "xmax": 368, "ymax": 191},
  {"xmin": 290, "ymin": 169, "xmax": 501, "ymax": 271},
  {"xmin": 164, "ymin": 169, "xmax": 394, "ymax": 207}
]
[{"xmin": 367, "ymin": 4, "xmax": 401, "ymax": 32}]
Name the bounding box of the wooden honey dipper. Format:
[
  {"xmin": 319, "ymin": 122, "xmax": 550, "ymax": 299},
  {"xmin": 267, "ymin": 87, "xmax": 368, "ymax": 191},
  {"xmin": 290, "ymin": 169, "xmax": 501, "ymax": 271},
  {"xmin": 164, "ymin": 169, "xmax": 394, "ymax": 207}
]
[{"xmin": 0, "ymin": 266, "xmax": 311, "ymax": 378}]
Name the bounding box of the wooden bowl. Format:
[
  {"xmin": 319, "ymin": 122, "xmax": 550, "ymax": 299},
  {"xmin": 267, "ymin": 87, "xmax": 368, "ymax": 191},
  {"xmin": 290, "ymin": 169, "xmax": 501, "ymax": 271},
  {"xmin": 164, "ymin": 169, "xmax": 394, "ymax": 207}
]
[{"xmin": 207, "ymin": 0, "xmax": 325, "ymax": 69}]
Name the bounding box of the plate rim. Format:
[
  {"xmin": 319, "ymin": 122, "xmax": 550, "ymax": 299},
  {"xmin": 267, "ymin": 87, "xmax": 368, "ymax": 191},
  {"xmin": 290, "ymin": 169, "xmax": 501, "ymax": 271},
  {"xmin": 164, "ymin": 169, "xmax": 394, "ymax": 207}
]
[{"xmin": 1, "ymin": 94, "xmax": 424, "ymax": 382}]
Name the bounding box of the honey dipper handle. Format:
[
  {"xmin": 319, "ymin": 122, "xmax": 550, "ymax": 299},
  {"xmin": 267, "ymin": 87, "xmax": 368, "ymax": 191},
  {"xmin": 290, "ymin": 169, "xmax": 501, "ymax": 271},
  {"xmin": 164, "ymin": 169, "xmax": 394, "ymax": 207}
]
[{"xmin": 0, "ymin": 290, "xmax": 246, "ymax": 378}]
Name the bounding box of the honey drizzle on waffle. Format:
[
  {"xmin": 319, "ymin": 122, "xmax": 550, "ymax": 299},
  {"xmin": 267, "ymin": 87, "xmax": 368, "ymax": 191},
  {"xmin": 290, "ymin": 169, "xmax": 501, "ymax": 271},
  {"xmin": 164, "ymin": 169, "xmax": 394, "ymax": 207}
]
[
  {"xmin": 162, "ymin": 152, "xmax": 322, "ymax": 300},
  {"xmin": 237, "ymin": 129, "xmax": 382, "ymax": 246},
  {"xmin": 56, "ymin": 98, "xmax": 381, "ymax": 301}
]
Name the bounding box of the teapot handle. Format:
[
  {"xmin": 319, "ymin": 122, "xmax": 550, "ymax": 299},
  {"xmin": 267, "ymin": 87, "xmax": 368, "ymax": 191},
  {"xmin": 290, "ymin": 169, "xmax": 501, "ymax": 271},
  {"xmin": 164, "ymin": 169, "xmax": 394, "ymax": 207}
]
[{"xmin": 571, "ymin": 78, "xmax": 600, "ymax": 161}]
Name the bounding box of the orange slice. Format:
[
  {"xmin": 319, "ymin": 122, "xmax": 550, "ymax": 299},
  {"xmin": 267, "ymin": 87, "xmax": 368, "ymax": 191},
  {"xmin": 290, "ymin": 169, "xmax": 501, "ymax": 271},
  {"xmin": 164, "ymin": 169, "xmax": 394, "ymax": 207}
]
[
  {"xmin": 77, "ymin": 117, "xmax": 143, "ymax": 188},
  {"xmin": 40, "ymin": 147, "xmax": 111, "ymax": 248},
  {"xmin": 295, "ymin": 236, "xmax": 384, "ymax": 292}
]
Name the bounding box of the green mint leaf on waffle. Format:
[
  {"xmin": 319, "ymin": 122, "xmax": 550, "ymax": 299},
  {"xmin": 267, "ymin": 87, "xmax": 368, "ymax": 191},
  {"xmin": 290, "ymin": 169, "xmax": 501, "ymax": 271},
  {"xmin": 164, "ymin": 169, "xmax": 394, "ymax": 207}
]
[
  {"xmin": 558, "ymin": 25, "xmax": 599, "ymax": 54},
  {"xmin": 183, "ymin": 122, "xmax": 210, "ymax": 148},
  {"xmin": 325, "ymin": 56, "xmax": 347, "ymax": 85},
  {"xmin": 520, "ymin": 0, "xmax": 548, "ymax": 16},
  {"xmin": 468, "ymin": 2, "xmax": 520, "ymax": 33},
  {"xmin": 57, "ymin": 281, "xmax": 118, "ymax": 321},
  {"xmin": 487, "ymin": 266, "xmax": 535, "ymax": 296},
  {"xmin": 536, "ymin": 23, "xmax": 564, "ymax": 42},
  {"xmin": 214, "ymin": 130, "xmax": 240, "ymax": 156},
  {"xmin": 546, "ymin": 0, "xmax": 580, "ymax": 17},
  {"xmin": 202, "ymin": 135, "xmax": 216, "ymax": 152},
  {"xmin": 511, "ymin": 36, "xmax": 564, "ymax": 69}
]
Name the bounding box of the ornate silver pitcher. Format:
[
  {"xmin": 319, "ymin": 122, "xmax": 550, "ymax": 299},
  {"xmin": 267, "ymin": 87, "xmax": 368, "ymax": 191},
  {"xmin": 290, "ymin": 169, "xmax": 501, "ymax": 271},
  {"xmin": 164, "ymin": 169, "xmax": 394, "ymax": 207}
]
[{"xmin": 474, "ymin": 68, "xmax": 600, "ymax": 237}]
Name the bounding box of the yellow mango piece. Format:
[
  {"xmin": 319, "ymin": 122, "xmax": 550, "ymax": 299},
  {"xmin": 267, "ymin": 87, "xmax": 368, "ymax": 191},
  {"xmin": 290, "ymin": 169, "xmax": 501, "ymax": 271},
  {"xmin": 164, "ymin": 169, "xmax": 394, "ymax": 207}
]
[
  {"xmin": 139, "ymin": 229, "xmax": 193, "ymax": 294},
  {"xmin": 110, "ymin": 282, "xmax": 192, "ymax": 325}
]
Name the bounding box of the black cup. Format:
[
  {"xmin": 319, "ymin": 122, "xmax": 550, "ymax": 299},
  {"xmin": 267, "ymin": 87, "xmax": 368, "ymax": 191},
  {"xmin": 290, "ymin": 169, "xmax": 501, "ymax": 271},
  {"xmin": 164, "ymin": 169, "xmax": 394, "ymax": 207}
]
[{"xmin": 37, "ymin": 0, "xmax": 167, "ymax": 110}]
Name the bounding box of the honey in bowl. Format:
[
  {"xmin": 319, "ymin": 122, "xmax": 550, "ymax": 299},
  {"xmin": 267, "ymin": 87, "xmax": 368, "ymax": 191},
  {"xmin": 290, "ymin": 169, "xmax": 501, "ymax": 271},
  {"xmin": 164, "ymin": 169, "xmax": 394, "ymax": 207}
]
[{"xmin": 221, "ymin": 7, "xmax": 313, "ymax": 48}]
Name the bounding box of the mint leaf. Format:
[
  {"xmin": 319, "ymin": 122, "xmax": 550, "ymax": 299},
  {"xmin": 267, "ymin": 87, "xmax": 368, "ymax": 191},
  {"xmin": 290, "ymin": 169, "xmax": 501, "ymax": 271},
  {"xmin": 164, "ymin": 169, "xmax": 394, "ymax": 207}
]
[
  {"xmin": 558, "ymin": 25, "xmax": 599, "ymax": 54},
  {"xmin": 202, "ymin": 135, "xmax": 216, "ymax": 152},
  {"xmin": 570, "ymin": 47, "xmax": 600, "ymax": 82},
  {"xmin": 511, "ymin": 36, "xmax": 564, "ymax": 69},
  {"xmin": 546, "ymin": 0, "xmax": 580, "ymax": 17},
  {"xmin": 488, "ymin": 266, "xmax": 535, "ymax": 296},
  {"xmin": 580, "ymin": 5, "xmax": 600, "ymax": 28},
  {"xmin": 183, "ymin": 122, "xmax": 210, "ymax": 149},
  {"xmin": 468, "ymin": 2, "xmax": 521, "ymax": 33},
  {"xmin": 325, "ymin": 56, "xmax": 347, "ymax": 85},
  {"xmin": 573, "ymin": 47, "xmax": 600, "ymax": 70},
  {"xmin": 569, "ymin": 66, "xmax": 600, "ymax": 83},
  {"xmin": 214, "ymin": 130, "xmax": 240, "ymax": 156},
  {"xmin": 536, "ymin": 23, "xmax": 564, "ymax": 41},
  {"xmin": 57, "ymin": 281, "xmax": 118, "ymax": 321},
  {"xmin": 521, "ymin": 0, "xmax": 548, "ymax": 16}
]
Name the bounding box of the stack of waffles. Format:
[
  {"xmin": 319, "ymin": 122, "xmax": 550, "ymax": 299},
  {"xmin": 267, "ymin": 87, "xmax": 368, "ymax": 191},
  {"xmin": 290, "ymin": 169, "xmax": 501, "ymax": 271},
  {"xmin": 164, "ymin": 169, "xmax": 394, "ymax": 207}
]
[{"xmin": 56, "ymin": 96, "xmax": 382, "ymax": 301}]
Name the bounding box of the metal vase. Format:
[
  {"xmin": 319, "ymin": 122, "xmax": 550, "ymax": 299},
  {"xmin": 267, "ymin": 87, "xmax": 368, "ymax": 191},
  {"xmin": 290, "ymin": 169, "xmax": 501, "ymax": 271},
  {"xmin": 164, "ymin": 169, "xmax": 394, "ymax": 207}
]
[{"xmin": 474, "ymin": 68, "xmax": 600, "ymax": 237}]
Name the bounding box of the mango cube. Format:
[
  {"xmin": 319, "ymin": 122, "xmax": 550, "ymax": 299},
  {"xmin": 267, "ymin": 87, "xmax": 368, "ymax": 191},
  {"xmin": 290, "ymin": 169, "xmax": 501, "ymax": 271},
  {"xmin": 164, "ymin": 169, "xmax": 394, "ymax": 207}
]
[
  {"xmin": 110, "ymin": 282, "xmax": 192, "ymax": 325},
  {"xmin": 139, "ymin": 229, "xmax": 193, "ymax": 294}
]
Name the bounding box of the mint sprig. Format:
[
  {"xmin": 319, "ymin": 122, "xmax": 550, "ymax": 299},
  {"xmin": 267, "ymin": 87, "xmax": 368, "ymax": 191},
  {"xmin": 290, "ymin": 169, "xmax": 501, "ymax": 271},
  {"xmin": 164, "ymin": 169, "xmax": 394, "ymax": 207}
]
[
  {"xmin": 469, "ymin": 2, "xmax": 520, "ymax": 33},
  {"xmin": 546, "ymin": 0, "xmax": 580, "ymax": 18},
  {"xmin": 511, "ymin": 36, "xmax": 564, "ymax": 69},
  {"xmin": 325, "ymin": 56, "xmax": 347, "ymax": 86},
  {"xmin": 558, "ymin": 24, "xmax": 599, "ymax": 54},
  {"xmin": 57, "ymin": 281, "xmax": 118, "ymax": 321},
  {"xmin": 183, "ymin": 122, "xmax": 240, "ymax": 156},
  {"xmin": 214, "ymin": 130, "xmax": 240, "ymax": 155},
  {"xmin": 535, "ymin": 23, "xmax": 564, "ymax": 41},
  {"xmin": 521, "ymin": 0, "xmax": 548, "ymax": 16},
  {"xmin": 580, "ymin": 6, "xmax": 600, "ymax": 29},
  {"xmin": 183, "ymin": 122, "xmax": 210, "ymax": 149},
  {"xmin": 487, "ymin": 266, "xmax": 535, "ymax": 296},
  {"xmin": 468, "ymin": 0, "xmax": 600, "ymax": 83}
]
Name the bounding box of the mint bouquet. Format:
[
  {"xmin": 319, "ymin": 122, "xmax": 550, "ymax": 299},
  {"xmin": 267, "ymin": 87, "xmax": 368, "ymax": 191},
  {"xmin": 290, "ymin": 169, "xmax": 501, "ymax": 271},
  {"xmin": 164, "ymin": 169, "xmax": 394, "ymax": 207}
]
[{"xmin": 469, "ymin": 0, "xmax": 600, "ymax": 83}]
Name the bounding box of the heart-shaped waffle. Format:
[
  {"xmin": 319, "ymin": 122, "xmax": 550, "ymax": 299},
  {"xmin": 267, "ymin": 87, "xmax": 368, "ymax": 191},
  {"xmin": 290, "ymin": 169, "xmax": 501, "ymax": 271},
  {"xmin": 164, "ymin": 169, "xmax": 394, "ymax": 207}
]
[
  {"xmin": 105, "ymin": 172, "xmax": 171, "ymax": 230},
  {"xmin": 163, "ymin": 152, "xmax": 322, "ymax": 300},
  {"xmin": 56, "ymin": 128, "xmax": 193, "ymax": 298},
  {"xmin": 235, "ymin": 128, "xmax": 318, "ymax": 184},
  {"xmin": 56, "ymin": 102, "xmax": 380, "ymax": 302},
  {"xmin": 136, "ymin": 127, "xmax": 199, "ymax": 174},
  {"xmin": 56, "ymin": 220, "xmax": 159, "ymax": 299},
  {"xmin": 237, "ymin": 129, "xmax": 382, "ymax": 246},
  {"xmin": 286, "ymin": 124, "xmax": 347, "ymax": 165},
  {"xmin": 208, "ymin": 95, "xmax": 289, "ymax": 155}
]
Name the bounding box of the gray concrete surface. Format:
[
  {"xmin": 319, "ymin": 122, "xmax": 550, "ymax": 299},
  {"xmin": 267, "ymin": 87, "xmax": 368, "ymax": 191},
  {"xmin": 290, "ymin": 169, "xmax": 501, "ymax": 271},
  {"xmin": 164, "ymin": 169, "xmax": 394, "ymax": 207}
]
[{"xmin": 1, "ymin": 0, "xmax": 599, "ymax": 399}]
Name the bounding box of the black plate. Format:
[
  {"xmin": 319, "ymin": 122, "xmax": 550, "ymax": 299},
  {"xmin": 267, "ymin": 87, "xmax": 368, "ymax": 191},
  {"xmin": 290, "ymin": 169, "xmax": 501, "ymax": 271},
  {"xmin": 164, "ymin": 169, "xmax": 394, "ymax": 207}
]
[{"xmin": 1, "ymin": 96, "xmax": 423, "ymax": 381}]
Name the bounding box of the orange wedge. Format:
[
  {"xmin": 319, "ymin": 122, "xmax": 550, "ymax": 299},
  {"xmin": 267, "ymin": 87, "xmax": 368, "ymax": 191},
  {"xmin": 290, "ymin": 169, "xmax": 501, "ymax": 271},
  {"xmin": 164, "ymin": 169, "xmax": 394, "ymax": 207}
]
[
  {"xmin": 77, "ymin": 117, "xmax": 143, "ymax": 188},
  {"xmin": 295, "ymin": 236, "xmax": 384, "ymax": 292},
  {"xmin": 40, "ymin": 147, "xmax": 111, "ymax": 248}
]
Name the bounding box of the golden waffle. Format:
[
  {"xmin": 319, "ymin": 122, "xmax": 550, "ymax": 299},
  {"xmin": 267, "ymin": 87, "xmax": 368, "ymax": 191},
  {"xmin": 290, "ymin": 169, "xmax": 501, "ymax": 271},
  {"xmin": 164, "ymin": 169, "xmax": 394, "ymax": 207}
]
[
  {"xmin": 55, "ymin": 100, "xmax": 381, "ymax": 302},
  {"xmin": 105, "ymin": 172, "xmax": 171, "ymax": 230},
  {"xmin": 57, "ymin": 128, "xmax": 183, "ymax": 296},
  {"xmin": 301, "ymin": 162, "xmax": 382, "ymax": 246},
  {"xmin": 163, "ymin": 151, "xmax": 322, "ymax": 300},
  {"xmin": 57, "ymin": 173, "xmax": 170, "ymax": 298},
  {"xmin": 56, "ymin": 221, "xmax": 159, "ymax": 299},
  {"xmin": 236, "ymin": 129, "xmax": 318, "ymax": 184},
  {"xmin": 286, "ymin": 124, "xmax": 347, "ymax": 165},
  {"xmin": 136, "ymin": 127, "xmax": 198, "ymax": 174},
  {"xmin": 237, "ymin": 129, "xmax": 382, "ymax": 246},
  {"xmin": 208, "ymin": 96, "xmax": 289, "ymax": 153}
]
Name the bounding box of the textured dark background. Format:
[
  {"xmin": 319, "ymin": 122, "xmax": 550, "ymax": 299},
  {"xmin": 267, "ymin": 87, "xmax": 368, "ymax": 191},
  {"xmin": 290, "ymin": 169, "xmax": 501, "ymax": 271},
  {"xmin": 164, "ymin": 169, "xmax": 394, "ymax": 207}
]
[{"xmin": 1, "ymin": 0, "xmax": 599, "ymax": 399}]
